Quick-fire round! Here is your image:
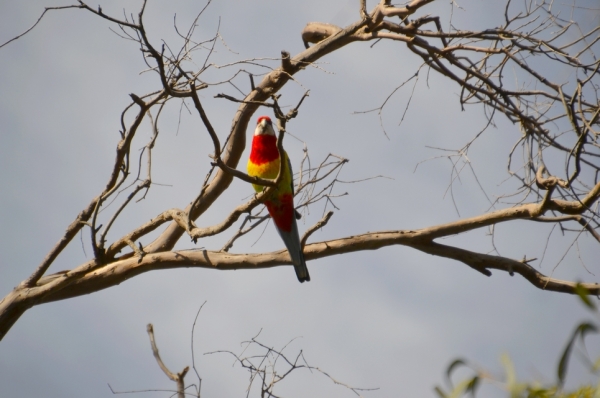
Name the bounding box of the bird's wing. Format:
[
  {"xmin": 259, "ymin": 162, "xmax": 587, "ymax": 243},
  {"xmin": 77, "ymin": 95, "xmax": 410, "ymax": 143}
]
[
  {"xmin": 286, "ymin": 152, "xmax": 302, "ymax": 220},
  {"xmin": 286, "ymin": 152, "xmax": 294, "ymax": 194}
]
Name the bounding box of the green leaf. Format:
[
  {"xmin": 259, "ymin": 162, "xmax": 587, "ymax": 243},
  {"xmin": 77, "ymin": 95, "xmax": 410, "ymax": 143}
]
[
  {"xmin": 501, "ymin": 354, "xmax": 530, "ymax": 397},
  {"xmin": 525, "ymin": 386, "xmax": 553, "ymax": 398},
  {"xmin": 434, "ymin": 386, "xmax": 448, "ymax": 398},
  {"xmin": 446, "ymin": 358, "xmax": 468, "ymax": 387},
  {"xmin": 575, "ymin": 283, "xmax": 597, "ymax": 311},
  {"xmin": 448, "ymin": 379, "xmax": 477, "ymax": 398},
  {"xmin": 465, "ymin": 376, "xmax": 480, "ymax": 397},
  {"xmin": 501, "ymin": 353, "xmax": 517, "ymax": 387},
  {"xmin": 592, "ymin": 356, "xmax": 600, "ymax": 373},
  {"xmin": 558, "ymin": 322, "xmax": 598, "ymax": 386}
]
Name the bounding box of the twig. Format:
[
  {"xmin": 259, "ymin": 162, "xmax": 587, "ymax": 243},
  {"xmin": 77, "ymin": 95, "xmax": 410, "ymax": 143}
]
[
  {"xmin": 147, "ymin": 324, "xmax": 189, "ymax": 398},
  {"xmin": 301, "ymin": 211, "xmax": 334, "ymax": 249}
]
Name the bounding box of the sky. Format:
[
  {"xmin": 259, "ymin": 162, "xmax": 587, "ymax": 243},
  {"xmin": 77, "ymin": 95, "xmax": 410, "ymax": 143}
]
[{"xmin": 0, "ymin": 1, "xmax": 599, "ymax": 397}]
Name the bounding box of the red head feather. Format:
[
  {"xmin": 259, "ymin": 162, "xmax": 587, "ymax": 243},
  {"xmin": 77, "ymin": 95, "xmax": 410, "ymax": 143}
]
[{"xmin": 257, "ymin": 115, "xmax": 271, "ymax": 125}]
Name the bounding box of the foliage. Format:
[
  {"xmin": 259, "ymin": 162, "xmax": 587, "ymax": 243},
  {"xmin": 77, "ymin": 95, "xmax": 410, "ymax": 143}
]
[{"xmin": 435, "ymin": 285, "xmax": 600, "ymax": 398}]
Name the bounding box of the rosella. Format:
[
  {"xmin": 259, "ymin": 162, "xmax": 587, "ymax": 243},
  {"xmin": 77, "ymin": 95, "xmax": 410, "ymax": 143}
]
[{"xmin": 247, "ymin": 116, "xmax": 310, "ymax": 283}]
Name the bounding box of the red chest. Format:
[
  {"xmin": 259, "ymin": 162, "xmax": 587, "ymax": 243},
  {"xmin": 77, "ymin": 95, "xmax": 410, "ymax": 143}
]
[{"xmin": 250, "ymin": 135, "xmax": 279, "ymax": 165}]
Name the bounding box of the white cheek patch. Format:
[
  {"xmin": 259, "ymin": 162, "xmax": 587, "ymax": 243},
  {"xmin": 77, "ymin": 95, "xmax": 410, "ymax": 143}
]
[
  {"xmin": 255, "ymin": 124, "xmax": 276, "ymax": 136},
  {"xmin": 266, "ymin": 125, "xmax": 276, "ymax": 136}
]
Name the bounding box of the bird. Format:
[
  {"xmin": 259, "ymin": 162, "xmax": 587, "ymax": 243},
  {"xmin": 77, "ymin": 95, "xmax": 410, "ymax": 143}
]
[{"xmin": 247, "ymin": 116, "xmax": 310, "ymax": 283}]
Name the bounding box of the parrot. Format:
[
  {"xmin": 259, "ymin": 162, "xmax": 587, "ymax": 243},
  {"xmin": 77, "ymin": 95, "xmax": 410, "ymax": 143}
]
[{"xmin": 247, "ymin": 116, "xmax": 310, "ymax": 283}]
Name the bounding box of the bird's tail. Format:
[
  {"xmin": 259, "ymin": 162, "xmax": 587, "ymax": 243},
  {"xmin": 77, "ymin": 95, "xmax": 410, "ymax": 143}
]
[
  {"xmin": 277, "ymin": 216, "xmax": 311, "ymax": 283},
  {"xmin": 291, "ymin": 249, "xmax": 310, "ymax": 283}
]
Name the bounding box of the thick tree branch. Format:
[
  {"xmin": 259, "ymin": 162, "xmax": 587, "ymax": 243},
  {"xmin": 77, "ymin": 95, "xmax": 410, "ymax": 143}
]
[
  {"xmin": 20, "ymin": 227, "xmax": 600, "ymax": 307},
  {"xmin": 4, "ymin": 0, "xmax": 600, "ymax": 347},
  {"xmin": 3, "ymin": 181, "xmax": 599, "ymax": 340}
]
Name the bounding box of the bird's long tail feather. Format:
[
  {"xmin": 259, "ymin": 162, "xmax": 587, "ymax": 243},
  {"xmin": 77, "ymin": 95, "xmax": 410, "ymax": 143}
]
[{"xmin": 277, "ymin": 216, "xmax": 310, "ymax": 283}]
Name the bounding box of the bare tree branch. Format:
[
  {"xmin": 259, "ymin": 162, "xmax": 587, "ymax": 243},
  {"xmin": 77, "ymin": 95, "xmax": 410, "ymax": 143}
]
[{"xmin": 2, "ymin": 0, "xmax": 600, "ymax": 344}]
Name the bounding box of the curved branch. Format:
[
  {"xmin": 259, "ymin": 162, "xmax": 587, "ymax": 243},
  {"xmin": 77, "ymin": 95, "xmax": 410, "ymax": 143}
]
[
  {"xmin": 0, "ymin": 5, "xmax": 84, "ymax": 49},
  {"xmin": 301, "ymin": 211, "xmax": 334, "ymax": 249},
  {"xmin": 189, "ymin": 193, "xmax": 265, "ymax": 241},
  {"xmin": 27, "ymin": 227, "xmax": 600, "ymax": 306},
  {"xmin": 140, "ymin": 16, "xmax": 370, "ymax": 255},
  {"xmin": 24, "ymin": 93, "xmax": 158, "ymax": 287},
  {"xmin": 147, "ymin": 324, "xmax": 188, "ymax": 398},
  {"xmin": 3, "ymin": 186, "xmax": 599, "ymax": 341}
]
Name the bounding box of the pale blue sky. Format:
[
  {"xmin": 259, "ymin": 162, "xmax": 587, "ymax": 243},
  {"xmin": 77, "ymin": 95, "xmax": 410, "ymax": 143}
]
[{"xmin": 0, "ymin": 1, "xmax": 598, "ymax": 397}]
